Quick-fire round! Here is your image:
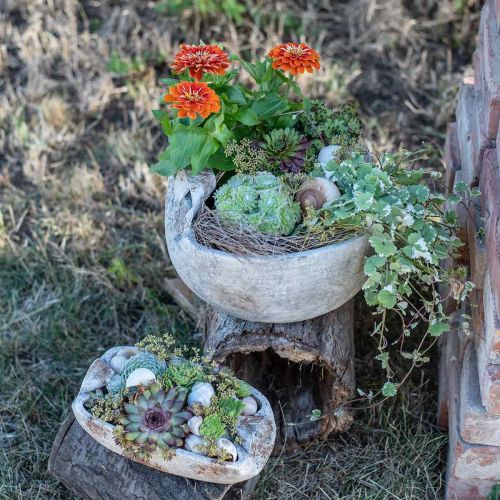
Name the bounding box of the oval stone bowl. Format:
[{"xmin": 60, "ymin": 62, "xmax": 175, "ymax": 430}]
[
  {"xmin": 165, "ymin": 171, "xmax": 370, "ymax": 323},
  {"xmin": 72, "ymin": 346, "xmax": 276, "ymax": 484}
]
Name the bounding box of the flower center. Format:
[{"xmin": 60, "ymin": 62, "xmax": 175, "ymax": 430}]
[
  {"xmin": 144, "ymin": 407, "xmax": 169, "ymax": 431},
  {"xmin": 284, "ymin": 45, "xmax": 306, "ymax": 57},
  {"xmin": 181, "ymin": 89, "xmax": 204, "ymax": 102}
]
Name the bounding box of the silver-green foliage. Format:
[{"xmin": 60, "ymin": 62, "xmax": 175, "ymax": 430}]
[
  {"xmin": 316, "ymin": 151, "xmax": 475, "ymax": 397},
  {"xmin": 214, "ymin": 172, "xmax": 301, "ymax": 236}
]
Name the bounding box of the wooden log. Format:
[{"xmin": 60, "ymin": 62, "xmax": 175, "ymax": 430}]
[
  {"xmin": 48, "ymin": 413, "xmax": 254, "ymax": 500},
  {"xmin": 200, "ymin": 301, "xmax": 355, "ymax": 451}
]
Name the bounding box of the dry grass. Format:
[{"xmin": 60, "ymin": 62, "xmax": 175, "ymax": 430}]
[{"xmin": 0, "ymin": 0, "xmax": 480, "ymax": 498}]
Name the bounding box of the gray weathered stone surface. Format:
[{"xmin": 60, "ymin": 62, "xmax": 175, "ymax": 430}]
[
  {"xmin": 48, "ymin": 414, "xmax": 232, "ymax": 500},
  {"xmin": 165, "ymin": 170, "xmax": 370, "ymax": 323},
  {"xmin": 200, "ymin": 302, "xmax": 355, "ymax": 450},
  {"xmin": 72, "ymin": 346, "xmax": 276, "ymax": 484}
]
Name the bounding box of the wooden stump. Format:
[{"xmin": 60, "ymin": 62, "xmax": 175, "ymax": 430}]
[
  {"xmin": 48, "ymin": 413, "xmax": 256, "ymax": 500},
  {"xmin": 200, "ymin": 300, "xmax": 355, "ymax": 451}
]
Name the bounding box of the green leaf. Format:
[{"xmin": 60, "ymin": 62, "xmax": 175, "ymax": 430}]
[
  {"xmin": 152, "ymin": 109, "xmax": 173, "ymax": 136},
  {"xmin": 206, "ymin": 147, "xmax": 235, "ymax": 171},
  {"xmin": 169, "ymin": 126, "xmax": 206, "ymax": 169},
  {"xmin": 233, "ymin": 107, "xmax": 261, "ymax": 126},
  {"xmin": 382, "ymin": 382, "xmax": 398, "ymax": 397},
  {"xmin": 377, "ymin": 288, "xmax": 398, "ymax": 309},
  {"xmin": 369, "ymin": 234, "xmax": 397, "ymax": 257},
  {"xmin": 225, "ymin": 86, "xmax": 247, "ymax": 105},
  {"xmin": 375, "ymin": 352, "xmax": 389, "ymax": 369},
  {"xmin": 191, "ymin": 137, "xmax": 218, "ymax": 175},
  {"xmin": 364, "ymin": 255, "xmax": 386, "ymax": 275},
  {"xmin": 354, "ymin": 192, "xmax": 374, "ymax": 210},
  {"xmin": 409, "ymin": 185, "xmax": 430, "ymax": 203},
  {"xmin": 149, "ymin": 149, "xmax": 179, "ymax": 177},
  {"xmin": 159, "ymin": 77, "xmax": 179, "ymax": 87},
  {"xmin": 428, "ymin": 320, "xmax": 450, "ymax": 337},
  {"xmin": 251, "ymin": 93, "xmax": 288, "ymax": 120}
]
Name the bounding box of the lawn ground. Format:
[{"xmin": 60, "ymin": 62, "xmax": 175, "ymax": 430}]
[{"xmin": 0, "ymin": 1, "xmax": 480, "ymax": 498}]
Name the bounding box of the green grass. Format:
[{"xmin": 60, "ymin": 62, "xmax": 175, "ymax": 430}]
[{"xmin": 0, "ymin": 0, "xmax": 481, "ymax": 497}]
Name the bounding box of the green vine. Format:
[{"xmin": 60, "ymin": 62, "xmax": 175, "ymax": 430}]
[{"xmin": 308, "ymin": 150, "xmax": 476, "ymax": 396}]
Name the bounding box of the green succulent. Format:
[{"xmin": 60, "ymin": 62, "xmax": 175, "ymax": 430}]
[
  {"xmin": 261, "ymin": 128, "xmax": 311, "ymax": 174},
  {"xmin": 218, "ymin": 397, "xmax": 245, "ymax": 419},
  {"xmin": 84, "ymin": 388, "xmax": 105, "ymax": 410},
  {"xmin": 161, "ymin": 360, "xmax": 205, "ymax": 390},
  {"xmin": 117, "ymin": 383, "xmax": 191, "ymax": 453},
  {"xmin": 120, "ymin": 352, "xmax": 167, "ymax": 385},
  {"xmin": 199, "ymin": 414, "xmax": 226, "ymax": 440},
  {"xmin": 299, "ymin": 100, "xmax": 362, "ymax": 144},
  {"xmin": 214, "ymin": 172, "xmax": 301, "ymax": 236}
]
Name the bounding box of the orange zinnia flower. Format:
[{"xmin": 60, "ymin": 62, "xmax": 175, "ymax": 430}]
[
  {"xmin": 268, "ymin": 42, "xmax": 320, "ymax": 76},
  {"xmin": 171, "ymin": 44, "xmax": 230, "ymax": 81},
  {"xmin": 163, "ymin": 81, "xmax": 221, "ymax": 119}
]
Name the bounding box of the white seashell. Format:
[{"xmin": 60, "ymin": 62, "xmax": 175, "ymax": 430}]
[
  {"xmin": 125, "ymin": 368, "xmax": 156, "ymax": 388},
  {"xmin": 187, "ymin": 382, "xmax": 215, "ymax": 408},
  {"xmin": 241, "ymin": 396, "xmax": 258, "ymax": 416},
  {"xmin": 184, "ymin": 435, "xmax": 208, "ymax": 455},
  {"xmin": 216, "ymin": 438, "xmax": 238, "ymax": 462},
  {"xmin": 317, "ymin": 144, "xmax": 341, "ymax": 166},
  {"xmin": 187, "ymin": 415, "xmax": 203, "ymax": 436},
  {"xmin": 110, "ymin": 347, "xmax": 139, "ymax": 373}
]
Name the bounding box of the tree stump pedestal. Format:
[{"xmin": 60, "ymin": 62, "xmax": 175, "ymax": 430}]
[{"xmin": 200, "ymin": 300, "xmax": 356, "ymax": 451}]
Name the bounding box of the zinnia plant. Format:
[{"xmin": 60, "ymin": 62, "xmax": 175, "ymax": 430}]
[{"xmin": 150, "ymin": 41, "xmax": 323, "ymax": 177}]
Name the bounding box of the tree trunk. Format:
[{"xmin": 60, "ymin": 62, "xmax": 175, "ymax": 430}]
[
  {"xmin": 48, "ymin": 413, "xmax": 255, "ymax": 500},
  {"xmin": 200, "ymin": 300, "xmax": 355, "ymax": 451}
]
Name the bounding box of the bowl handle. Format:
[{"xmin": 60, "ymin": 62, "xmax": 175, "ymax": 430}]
[{"xmin": 166, "ymin": 170, "xmax": 217, "ymax": 234}]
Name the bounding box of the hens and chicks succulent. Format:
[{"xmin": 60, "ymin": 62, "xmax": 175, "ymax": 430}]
[{"xmin": 85, "ymin": 334, "xmax": 258, "ymax": 462}]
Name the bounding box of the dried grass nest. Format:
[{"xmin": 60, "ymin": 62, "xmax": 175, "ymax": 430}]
[{"xmin": 192, "ymin": 205, "xmax": 362, "ymax": 256}]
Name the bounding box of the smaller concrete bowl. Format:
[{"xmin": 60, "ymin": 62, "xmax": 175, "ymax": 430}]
[
  {"xmin": 165, "ymin": 171, "xmax": 370, "ymax": 323},
  {"xmin": 72, "ymin": 346, "xmax": 276, "ymax": 484}
]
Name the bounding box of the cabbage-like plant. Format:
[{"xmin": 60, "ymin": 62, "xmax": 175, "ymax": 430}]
[{"xmin": 214, "ymin": 172, "xmax": 301, "ymax": 236}]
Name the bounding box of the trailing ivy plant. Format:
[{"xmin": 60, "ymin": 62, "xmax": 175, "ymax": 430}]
[{"xmin": 308, "ymin": 150, "xmax": 476, "ymax": 397}]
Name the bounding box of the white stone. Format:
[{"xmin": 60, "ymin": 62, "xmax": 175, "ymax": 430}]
[
  {"xmin": 216, "ymin": 438, "xmax": 237, "ymax": 462},
  {"xmin": 187, "ymin": 415, "xmax": 203, "ymax": 435},
  {"xmin": 125, "ymin": 368, "xmax": 156, "ymax": 388},
  {"xmin": 187, "ymin": 382, "xmax": 215, "ymax": 408},
  {"xmin": 72, "ymin": 346, "xmax": 277, "ymax": 484},
  {"xmin": 241, "ymin": 396, "xmax": 258, "ymax": 416},
  {"xmin": 164, "ymin": 170, "xmax": 370, "ymax": 323},
  {"xmin": 317, "ymin": 144, "xmax": 341, "ymax": 166}
]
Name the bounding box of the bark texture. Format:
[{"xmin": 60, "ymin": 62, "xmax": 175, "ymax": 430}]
[
  {"xmin": 200, "ymin": 300, "xmax": 355, "ymax": 450},
  {"xmin": 48, "ymin": 413, "xmax": 254, "ymax": 500}
]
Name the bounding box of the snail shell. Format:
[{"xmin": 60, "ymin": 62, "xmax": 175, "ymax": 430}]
[
  {"xmin": 241, "ymin": 396, "xmax": 258, "ymax": 416},
  {"xmin": 187, "ymin": 382, "xmax": 215, "ymax": 408},
  {"xmin": 296, "ymin": 177, "xmax": 341, "ymax": 210},
  {"xmin": 125, "ymin": 368, "xmax": 156, "ymax": 388},
  {"xmin": 110, "ymin": 347, "xmax": 139, "ymax": 373}
]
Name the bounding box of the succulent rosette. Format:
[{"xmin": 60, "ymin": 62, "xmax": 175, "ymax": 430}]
[{"xmin": 119, "ymin": 383, "xmax": 191, "ymax": 452}]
